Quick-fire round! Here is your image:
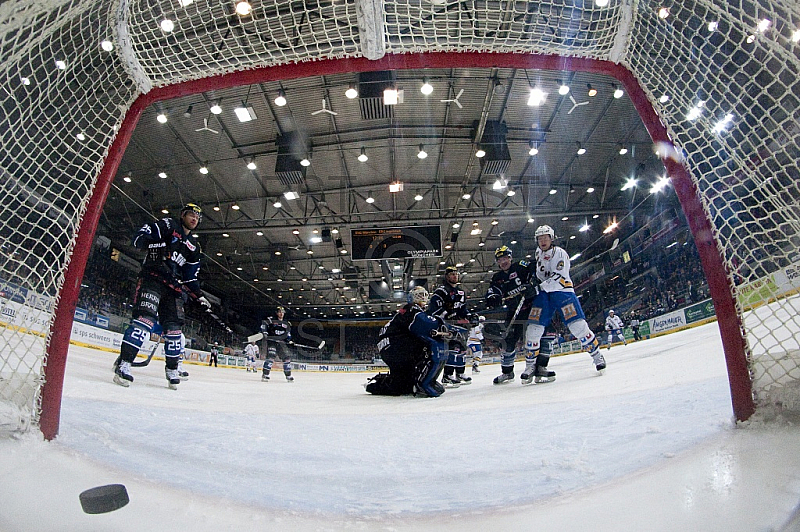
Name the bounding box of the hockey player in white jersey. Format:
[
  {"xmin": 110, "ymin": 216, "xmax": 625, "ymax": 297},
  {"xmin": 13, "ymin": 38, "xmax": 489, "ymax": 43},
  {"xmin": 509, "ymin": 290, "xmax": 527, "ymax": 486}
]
[
  {"xmin": 244, "ymin": 340, "xmax": 260, "ymax": 372},
  {"xmin": 604, "ymin": 310, "xmax": 627, "ymax": 349},
  {"xmin": 523, "ymin": 225, "xmax": 606, "ymax": 375},
  {"xmin": 467, "ymin": 316, "xmax": 485, "ymax": 373}
]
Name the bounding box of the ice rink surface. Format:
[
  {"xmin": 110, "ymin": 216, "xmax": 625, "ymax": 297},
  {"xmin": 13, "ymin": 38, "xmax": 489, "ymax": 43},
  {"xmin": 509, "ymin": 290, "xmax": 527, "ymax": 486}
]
[{"xmin": 2, "ymin": 321, "xmax": 800, "ymax": 531}]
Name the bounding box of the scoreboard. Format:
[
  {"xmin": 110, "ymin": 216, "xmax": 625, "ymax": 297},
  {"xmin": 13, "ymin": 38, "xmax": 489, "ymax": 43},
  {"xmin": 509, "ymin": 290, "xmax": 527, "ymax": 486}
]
[{"xmin": 351, "ymin": 225, "xmax": 442, "ymax": 260}]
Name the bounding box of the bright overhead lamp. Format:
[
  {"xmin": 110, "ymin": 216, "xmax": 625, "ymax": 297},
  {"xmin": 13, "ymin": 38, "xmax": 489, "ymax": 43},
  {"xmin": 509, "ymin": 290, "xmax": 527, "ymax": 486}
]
[
  {"xmin": 300, "ymin": 157, "xmax": 311, "ymax": 167},
  {"xmin": 383, "ymin": 87, "xmax": 399, "ymax": 105},
  {"xmin": 462, "ymin": 193, "xmax": 471, "ymax": 200},
  {"xmin": 292, "ymin": 229, "xmax": 300, "ymax": 235},
  {"xmin": 231, "ymin": 204, "xmax": 240, "ymax": 210},
  {"xmin": 659, "ymin": 94, "xmax": 670, "ymax": 103},
  {"xmin": 389, "ymin": 182, "xmax": 403, "ymax": 193},
  {"xmin": 621, "ymin": 178, "xmax": 637, "ymax": 191},
  {"xmin": 284, "ymin": 191, "xmax": 299, "ymax": 200},
  {"xmin": 528, "ymin": 142, "xmax": 539, "ymax": 156},
  {"xmin": 414, "ymin": 194, "xmax": 424, "ymax": 201},
  {"xmin": 417, "ymin": 145, "xmax": 428, "ymax": 159},
  {"xmin": 549, "ymin": 189, "xmax": 557, "ymax": 195},
  {"xmin": 658, "ymin": 7, "xmax": 669, "ymax": 19},
  {"xmin": 478, "ymin": 241, "xmax": 485, "ymax": 247},
  {"xmin": 160, "ymin": 19, "xmax": 174, "ymax": 32},
  {"xmin": 365, "ymin": 196, "xmax": 375, "ymax": 204},
  {"xmin": 235, "ymin": 1, "xmax": 252, "ymax": 16},
  {"xmin": 100, "ymin": 40, "xmax": 114, "ymax": 52},
  {"xmin": 587, "ymin": 84, "xmax": 597, "ymax": 97},
  {"xmin": 603, "ymin": 221, "xmax": 619, "ymax": 234},
  {"xmin": 234, "ymin": 103, "xmax": 256, "ymax": 122},
  {"xmin": 792, "ymin": 29, "xmax": 800, "ymax": 42},
  {"xmin": 420, "ymin": 79, "xmax": 433, "ymax": 95},
  {"xmin": 579, "ymin": 223, "xmax": 590, "ymax": 232},
  {"xmin": 199, "ymin": 165, "xmax": 208, "ymax": 174},
  {"xmin": 345, "ymin": 84, "xmax": 358, "ymax": 99},
  {"xmin": 475, "ymin": 149, "xmax": 486, "ymax": 158},
  {"xmin": 506, "ymin": 189, "xmax": 516, "ymax": 196},
  {"xmin": 527, "ymin": 87, "xmax": 546, "ymax": 106},
  {"xmin": 595, "ymin": 0, "xmax": 609, "ymax": 6},
  {"xmin": 122, "ymin": 175, "xmax": 132, "ymax": 183},
  {"xmin": 247, "ymin": 158, "xmax": 257, "ymax": 170},
  {"xmin": 587, "ymin": 187, "xmax": 595, "ymax": 193},
  {"xmin": 650, "ymin": 176, "xmax": 671, "ymax": 194},
  {"xmin": 576, "ymin": 142, "xmax": 586, "ymax": 155},
  {"xmin": 490, "ymin": 219, "xmax": 499, "ymax": 226},
  {"xmin": 273, "ymin": 201, "xmax": 282, "ymax": 208},
  {"xmin": 274, "ymin": 90, "xmax": 287, "ymax": 107},
  {"xmin": 618, "ymin": 145, "xmax": 628, "ymax": 155},
  {"xmin": 310, "ymin": 236, "xmax": 322, "ymax": 244},
  {"xmin": 158, "ymin": 172, "xmax": 167, "ymax": 179},
  {"xmin": 613, "ymin": 85, "xmax": 624, "ymax": 99},
  {"xmin": 156, "ymin": 113, "xmax": 167, "ymax": 123},
  {"xmin": 357, "ymin": 147, "xmax": 368, "ymax": 162},
  {"xmin": 209, "ymin": 102, "xmax": 222, "ymax": 115},
  {"xmin": 452, "ymin": 223, "xmax": 460, "ymax": 229},
  {"xmin": 528, "ymin": 217, "xmax": 535, "ymax": 223},
  {"xmin": 492, "ymin": 178, "xmax": 507, "ymax": 190},
  {"xmin": 558, "ymin": 82, "xmax": 570, "ymax": 95}
]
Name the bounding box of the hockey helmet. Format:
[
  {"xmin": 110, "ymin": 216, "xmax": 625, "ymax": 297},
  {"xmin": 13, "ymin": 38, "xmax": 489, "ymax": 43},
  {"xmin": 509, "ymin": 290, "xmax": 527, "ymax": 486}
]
[
  {"xmin": 408, "ymin": 286, "xmax": 430, "ymax": 307},
  {"xmin": 494, "ymin": 245, "xmax": 512, "ymax": 260},
  {"xmin": 534, "ymin": 225, "xmax": 555, "ymax": 240},
  {"xmin": 276, "ymin": 306, "xmax": 285, "ymax": 314},
  {"xmin": 478, "ymin": 315, "xmax": 486, "ymax": 322},
  {"xmin": 445, "ymin": 265, "xmax": 459, "ymax": 275},
  {"xmin": 181, "ymin": 203, "xmax": 202, "ymax": 218},
  {"xmin": 608, "ymin": 309, "xmax": 615, "ymax": 315}
]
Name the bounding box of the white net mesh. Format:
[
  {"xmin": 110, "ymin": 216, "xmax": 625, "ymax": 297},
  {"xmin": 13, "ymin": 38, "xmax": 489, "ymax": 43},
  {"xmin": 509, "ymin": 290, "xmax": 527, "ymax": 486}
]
[{"xmin": 0, "ymin": 0, "xmax": 798, "ymax": 434}]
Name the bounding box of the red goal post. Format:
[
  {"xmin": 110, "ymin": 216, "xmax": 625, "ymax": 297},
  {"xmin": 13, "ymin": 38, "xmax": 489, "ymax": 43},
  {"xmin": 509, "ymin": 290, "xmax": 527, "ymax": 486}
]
[{"xmin": 2, "ymin": 0, "xmax": 797, "ymax": 439}]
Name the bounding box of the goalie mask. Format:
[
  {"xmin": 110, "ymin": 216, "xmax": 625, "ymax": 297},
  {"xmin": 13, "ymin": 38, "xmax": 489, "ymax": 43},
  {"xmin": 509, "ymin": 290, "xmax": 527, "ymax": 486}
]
[{"xmin": 408, "ymin": 286, "xmax": 430, "ymax": 307}]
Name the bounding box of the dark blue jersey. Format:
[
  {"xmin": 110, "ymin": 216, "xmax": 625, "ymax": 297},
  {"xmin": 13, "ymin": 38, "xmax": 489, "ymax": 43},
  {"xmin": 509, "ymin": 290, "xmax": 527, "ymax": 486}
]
[
  {"xmin": 427, "ymin": 283, "xmax": 468, "ymax": 320},
  {"xmin": 261, "ymin": 317, "xmax": 291, "ymax": 341},
  {"xmin": 486, "ymin": 260, "xmax": 537, "ymax": 302},
  {"xmin": 377, "ymin": 303, "xmax": 443, "ymax": 353},
  {"xmin": 132, "ymin": 217, "xmax": 203, "ymax": 297}
]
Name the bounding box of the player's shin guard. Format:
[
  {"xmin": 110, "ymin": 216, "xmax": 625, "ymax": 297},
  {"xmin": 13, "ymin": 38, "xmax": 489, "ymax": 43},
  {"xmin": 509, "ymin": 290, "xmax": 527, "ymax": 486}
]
[
  {"xmin": 262, "ymin": 359, "xmax": 273, "ymax": 380},
  {"xmin": 283, "ymin": 357, "xmax": 293, "ymax": 381}
]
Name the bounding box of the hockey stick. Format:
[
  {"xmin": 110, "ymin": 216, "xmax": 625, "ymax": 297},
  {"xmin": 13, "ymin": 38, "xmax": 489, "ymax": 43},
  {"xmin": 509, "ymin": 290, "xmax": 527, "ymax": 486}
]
[
  {"xmin": 245, "ymin": 332, "xmax": 325, "ymax": 351},
  {"xmin": 132, "ymin": 343, "xmax": 159, "ymax": 367},
  {"xmin": 501, "ymin": 296, "xmax": 526, "ymax": 340},
  {"xmin": 113, "ymin": 342, "xmax": 159, "ymax": 370}
]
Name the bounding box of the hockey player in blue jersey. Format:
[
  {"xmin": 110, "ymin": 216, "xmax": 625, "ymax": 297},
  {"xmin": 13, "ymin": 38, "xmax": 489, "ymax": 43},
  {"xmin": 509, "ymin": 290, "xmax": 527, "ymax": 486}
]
[
  {"xmin": 366, "ymin": 286, "xmax": 455, "ymax": 397},
  {"xmin": 261, "ymin": 306, "xmax": 294, "ymax": 381},
  {"xmin": 427, "ymin": 266, "xmax": 480, "ymax": 387},
  {"xmin": 113, "ymin": 203, "xmax": 210, "ymax": 389}
]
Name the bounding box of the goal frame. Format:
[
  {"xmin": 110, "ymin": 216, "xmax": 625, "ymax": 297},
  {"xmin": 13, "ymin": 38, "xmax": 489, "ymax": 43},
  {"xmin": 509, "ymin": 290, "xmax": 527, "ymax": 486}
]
[{"xmin": 37, "ymin": 51, "xmax": 754, "ymax": 440}]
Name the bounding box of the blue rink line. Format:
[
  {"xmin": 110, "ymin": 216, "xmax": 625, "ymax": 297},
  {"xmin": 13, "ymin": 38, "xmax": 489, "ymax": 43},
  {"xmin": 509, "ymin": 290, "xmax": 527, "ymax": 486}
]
[{"xmin": 57, "ymin": 377, "xmax": 733, "ymax": 516}]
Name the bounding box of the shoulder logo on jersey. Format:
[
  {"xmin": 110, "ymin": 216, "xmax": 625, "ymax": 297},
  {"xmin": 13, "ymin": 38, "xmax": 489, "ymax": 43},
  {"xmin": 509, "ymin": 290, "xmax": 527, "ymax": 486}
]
[
  {"xmin": 519, "ymin": 260, "xmax": 529, "ymax": 267},
  {"xmin": 556, "ymin": 260, "xmax": 564, "ymax": 270},
  {"xmin": 509, "ymin": 272, "xmax": 518, "ymax": 279},
  {"xmin": 185, "ymin": 240, "xmax": 197, "ymax": 252}
]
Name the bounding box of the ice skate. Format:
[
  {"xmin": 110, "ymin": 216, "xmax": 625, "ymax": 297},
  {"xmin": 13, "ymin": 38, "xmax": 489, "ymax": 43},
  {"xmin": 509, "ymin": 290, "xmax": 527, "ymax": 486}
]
[
  {"xmin": 520, "ymin": 358, "xmax": 538, "ymax": 384},
  {"xmin": 113, "ymin": 360, "xmax": 133, "ymax": 387},
  {"xmin": 166, "ymin": 367, "xmax": 180, "ymax": 390},
  {"xmin": 178, "ymin": 361, "xmax": 189, "ymax": 380},
  {"xmin": 591, "ymin": 352, "xmax": 607, "ymax": 373},
  {"xmin": 522, "ymin": 365, "xmax": 556, "ymax": 385},
  {"xmin": 442, "ymin": 374, "xmax": 461, "ymax": 388},
  {"xmin": 472, "ymin": 362, "xmax": 480, "ymax": 373},
  {"xmin": 262, "ymin": 374, "xmax": 270, "ymax": 381},
  {"xmin": 456, "ymin": 373, "xmax": 472, "ymax": 385},
  {"xmin": 286, "ymin": 375, "xmax": 294, "ymax": 382},
  {"xmin": 493, "ymin": 371, "xmax": 514, "ymax": 385}
]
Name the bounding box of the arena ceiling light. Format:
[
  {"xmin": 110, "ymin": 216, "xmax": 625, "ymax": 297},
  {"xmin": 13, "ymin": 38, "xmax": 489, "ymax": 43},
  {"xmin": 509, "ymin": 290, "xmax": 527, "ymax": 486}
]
[
  {"xmin": 235, "ymin": 1, "xmax": 252, "ymax": 16},
  {"xmin": 383, "ymin": 86, "xmax": 399, "ymax": 105},
  {"xmin": 618, "ymin": 145, "xmax": 628, "ymax": 155},
  {"xmin": 274, "ymin": 90, "xmax": 287, "ymax": 107},
  {"xmin": 345, "ymin": 84, "xmax": 358, "ymax": 99},
  {"xmin": 234, "ymin": 103, "xmax": 256, "ymax": 122},
  {"xmin": 558, "ymin": 81, "xmax": 570, "ymax": 95},
  {"xmin": 357, "ymin": 147, "xmax": 368, "ymax": 162},
  {"xmin": 209, "ymin": 101, "xmax": 222, "ymax": 115},
  {"xmin": 587, "ymin": 84, "xmax": 597, "ymax": 97},
  {"xmin": 246, "ymin": 158, "xmax": 257, "ymax": 170},
  {"xmin": 389, "ymin": 182, "xmax": 403, "ymax": 193},
  {"xmin": 579, "ymin": 222, "xmax": 590, "ymax": 232},
  {"xmin": 417, "ymin": 145, "xmax": 428, "ymax": 159},
  {"xmin": 283, "ymin": 191, "xmax": 299, "ymax": 200},
  {"xmin": 414, "ymin": 193, "xmax": 423, "ymax": 201},
  {"xmin": 420, "ymin": 79, "xmax": 433, "ymax": 95},
  {"xmin": 576, "ymin": 142, "xmax": 586, "ymax": 155},
  {"xmin": 613, "ymin": 85, "xmax": 624, "ymax": 99},
  {"xmin": 528, "ymin": 142, "xmax": 539, "ymax": 156},
  {"xmin": 527, "ymin": 87, "xmax": 546, "ymax": 106},
  {"xmin": 621, "ymin": 177, "xmax": 637, "ymax": 190}
]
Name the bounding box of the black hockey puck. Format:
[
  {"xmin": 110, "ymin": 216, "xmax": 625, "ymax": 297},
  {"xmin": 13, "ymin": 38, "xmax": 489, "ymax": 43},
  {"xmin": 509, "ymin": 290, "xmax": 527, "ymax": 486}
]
[{"xmin": 79, "ymin": 484, "xmax": 129, "ymax": 514}]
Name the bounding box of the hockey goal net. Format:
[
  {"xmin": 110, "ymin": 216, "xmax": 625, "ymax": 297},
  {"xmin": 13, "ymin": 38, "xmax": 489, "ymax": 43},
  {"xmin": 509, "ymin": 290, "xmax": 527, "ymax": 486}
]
[{"xmin": 0, "ymin": 0, "xmax": 798, "ymax": 438}]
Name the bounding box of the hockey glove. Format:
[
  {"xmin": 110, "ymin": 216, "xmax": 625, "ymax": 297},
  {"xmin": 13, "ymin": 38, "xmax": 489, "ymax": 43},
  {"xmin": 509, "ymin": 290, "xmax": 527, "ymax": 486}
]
[
  {"xmin": 146, "ymin": 242, "xmax": 167, "ymax": 262},
  {"xmin": 486, "ymin": 294, "xmax": 502, "ymax": 309},
  {"xmin": 523, "ymin": 283, "xmax": 539, "ymax": 299},
  {"xmin": 197, "ymin": 296, "xmax": 211, "ymax": 310}
]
